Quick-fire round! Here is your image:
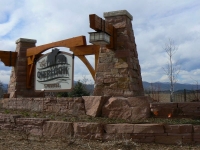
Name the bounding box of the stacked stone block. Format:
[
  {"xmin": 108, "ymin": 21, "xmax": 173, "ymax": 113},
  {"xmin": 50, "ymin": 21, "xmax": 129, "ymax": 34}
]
[
  {"xmin": 7, "ymin": 38, "xmax": 37, "ymax": 98},
  {"xmin": 94, "ymin": 10, "xmax": 144, "ymax": 97}
]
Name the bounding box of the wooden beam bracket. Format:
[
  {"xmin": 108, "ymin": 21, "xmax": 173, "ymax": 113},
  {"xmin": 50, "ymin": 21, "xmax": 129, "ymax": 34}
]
[
  {"xmin": 0, "ymin": 51, "xmax": 17, "ymax": 66},
  {"xmin": 89, "ymin": 14, "xmax": 116, "ymax": 49}
]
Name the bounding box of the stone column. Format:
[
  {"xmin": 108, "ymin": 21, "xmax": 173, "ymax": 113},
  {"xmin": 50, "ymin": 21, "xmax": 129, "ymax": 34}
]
[
  {"xmin": 8, "ymin": 38, "xmax": 38, "ymax": 98},
  {"xmin": 93, "ymin": 10, "xmax": 144, "ymax": 97}
]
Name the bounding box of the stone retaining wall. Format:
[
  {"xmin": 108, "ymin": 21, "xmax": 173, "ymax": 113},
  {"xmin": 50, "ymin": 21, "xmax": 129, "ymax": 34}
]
[
  {"xmin": 2, "ymin": 96, "xmax": 152, "ymax": 120},
  {"xmin": 150, "ymin": 102, "xmax": 200, "ymax": 118},
  {"xmin": 2, "ymin": 97, "xmax": 86, "ymax": 115},
  {"xmin": 3, "ymin": 97, "xmax": 200, "ymax": 119},
  {"xmin": 0, "ymin": 114, "xmax": 200, "ymax": 145}
]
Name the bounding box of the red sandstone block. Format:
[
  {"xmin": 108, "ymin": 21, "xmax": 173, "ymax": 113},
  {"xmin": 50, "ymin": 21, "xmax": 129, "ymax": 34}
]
[
  {"xmin": 73, "ymin": 97, "xmax": 83, "ymax": 103},
  {"xmin": 123, "ymin": 91, "xmax": 136, "ymax": 97},
  {"xmin": 0, "ymin": 114, "xmax": 21, "ymax": 123},
  {"xmin": 103, "ymin": 133, "xmax": 131, "ymax": 141},
  {"xmin": 74, "ymin": 122, "xmax": 103, "ymax": 134},
  {"xmin": 56, "ymin": 99, "xmax": 69, "ymax": 105},
  {"xmin": 95, "ymin": 77, "xmax": 104, "ymax": 84},
  {"xmin": 134, "ymin": 124, "xmax": 164, "ymax": 134},
  {"xmin": 155, "ymin": 135, "xmax": 182, "ymax": 145},
  {"xmin": 167, "ymin": 133, "xmax": 192, "ymax": 140},
  {"xmin": 103, "ymin": 89, "xmax": 124, "ymax": 96},
  {"xmin": 16, "ymin": 118, "xmax": 49, "ymax": 126},
  {"xmin": 2, "ymin": 124, "xmax": 15, "ymax": 130},
  {"xmin": 193, "ymin": 133, "xmax": 200, "ymax": 139},
  {"xmin": 104, "ymin": 78, "xmax": 116, "ymax": 84},
  {"xmin": 75, "ymin": 133, "xmax": 103, "ymax": 140},
  {"xmin": 194, "ymin": 125, "xmax": 200, "ymax": 133},
  {"xmin": 139, "ymin": 136, "xmax": 155, "ymax": 143},
  {"xmin": 115, "ymin": 50, "xmax": 130, "ymax": 58},
  {"xmin": 43, "ymin": 121, "xmax": 73, "ymax": 138},
  {"xmin": 104, "ymin": 124, "xmax": 134, "ymax": 133},
  {"xmin": 130, "ymin": 134, "xmax": 155, "ymax": 143},
  {"xmin": 182, "ymin": 138, "xmax": 194, "ymax": 144},
  {"xmin": 164, "ymin": 124, "xmax": 193, "ymax": 134},
  {"xmin": 68, "ymin": 102, "xmax": 85, "ymax": 115},
  {"xmin": 130, "ymin": 133, "xmax": 147, "ymax": 139}
]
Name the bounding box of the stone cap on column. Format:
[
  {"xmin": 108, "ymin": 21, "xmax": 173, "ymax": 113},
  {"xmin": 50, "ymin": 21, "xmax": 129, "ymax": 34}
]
[
  {"xmin": 104, "ymin": 10, "xmax": 133, "ymax": 20},
  {"xmin": 16, "ymin": 38, "xmax": 37, "ymax": 44}
]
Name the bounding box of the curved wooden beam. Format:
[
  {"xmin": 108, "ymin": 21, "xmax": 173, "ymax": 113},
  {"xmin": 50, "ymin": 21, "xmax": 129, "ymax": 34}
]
[
  {"xmin": 27, "ymin": 36, "xmax": 86, "ymax": 56},
  {"xmin": 0, "ymin": 51, "xmax": 17, "ymax": 66},
  {"xmin": 70, "ymin": 45, "xmax": 100, "ymax": 78},
  {"xmin": 77, "ymin": 55, "xmax": 95, "ymax": 80}
]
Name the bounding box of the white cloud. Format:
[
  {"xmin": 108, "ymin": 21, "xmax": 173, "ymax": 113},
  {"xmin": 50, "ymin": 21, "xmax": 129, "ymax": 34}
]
[
  {"xmin": 0, "ymin": 70, "xmax": 11, "ymax": 83},
  {"xmin": 0, "ymin": 0, "xmax": 200, "ymax": 84}
]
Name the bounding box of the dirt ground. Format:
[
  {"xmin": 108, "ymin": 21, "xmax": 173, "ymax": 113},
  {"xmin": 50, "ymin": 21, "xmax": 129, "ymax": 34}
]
[{"xmin": 1, "ymin": 130, "xmax": 200, "ymax": 150}]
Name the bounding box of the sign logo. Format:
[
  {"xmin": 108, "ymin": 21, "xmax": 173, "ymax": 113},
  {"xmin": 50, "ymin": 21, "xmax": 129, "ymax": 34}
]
[{"xmin": 35, "ymin": 48, "xmax": 74, "ymax": 92}]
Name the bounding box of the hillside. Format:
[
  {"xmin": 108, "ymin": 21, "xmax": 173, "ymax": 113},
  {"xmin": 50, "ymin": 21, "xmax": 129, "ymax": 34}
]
[{"xmin": 142, "ymin": 81, "xmax": 197, "ymax": 91}]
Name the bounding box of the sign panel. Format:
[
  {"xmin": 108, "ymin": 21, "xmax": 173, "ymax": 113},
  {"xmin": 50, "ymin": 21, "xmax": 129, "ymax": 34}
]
[{"xmin": 35, "ymin": 48, "xmax": 74, "ymax": 92}]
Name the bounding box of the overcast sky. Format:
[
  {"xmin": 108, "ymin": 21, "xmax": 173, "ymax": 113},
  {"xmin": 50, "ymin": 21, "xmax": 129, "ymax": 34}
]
[{"xmin": 0, "ymin": 0, "xmax": 200, "ymax": 85}]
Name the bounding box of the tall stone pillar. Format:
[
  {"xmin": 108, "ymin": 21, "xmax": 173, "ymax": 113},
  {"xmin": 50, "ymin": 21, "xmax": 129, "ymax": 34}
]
[
  {"xmin": 8, "ymin": 38, "xmax": 38, "ymax": 98},
  {"xmin": 94, "ymin": 10, "xmax": 144, "ymax": 97}
]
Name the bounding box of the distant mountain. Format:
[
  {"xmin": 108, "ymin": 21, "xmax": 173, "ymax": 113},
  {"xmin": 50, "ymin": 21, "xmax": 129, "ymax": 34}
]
[
  {"xmin": 142, "ymin": 81, "xmax": 197, "ymax": 91},
  {"xmin": 80, "ymin": 81, "xmax": 198, "ymax": 93},
  {"xmin": 1, "ymin": 84, "xmax": 8, "ymax": 91},
  {"xmin": 2, "ymin": 81, "xmax": 198, "ymax": 93}
]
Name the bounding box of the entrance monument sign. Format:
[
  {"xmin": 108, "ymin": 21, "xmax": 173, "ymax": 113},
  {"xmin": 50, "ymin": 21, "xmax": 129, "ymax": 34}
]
[{"xmin": 35, "ymin": 48, "xmax": 74, "ymax": 92}]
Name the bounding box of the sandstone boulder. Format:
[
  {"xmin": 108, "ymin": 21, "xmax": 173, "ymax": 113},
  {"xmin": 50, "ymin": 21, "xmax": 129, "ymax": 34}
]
[
  {"xmin": 128, "ymin": 96, "xmax": 151, "ymax": 120},
  {"xmin": 102, "ymin": 96, "xmax": 151, "ymax": 120},
  {"xmin": 82, "ymin": 96, "xmax": 109, "ymax": 117}
]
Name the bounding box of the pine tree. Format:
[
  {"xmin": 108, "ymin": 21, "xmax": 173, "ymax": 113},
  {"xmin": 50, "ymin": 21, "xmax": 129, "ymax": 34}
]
[
  {"xmin": 58, "ymin": 81, "xmax": 90, "ymax": 97},
  {"xmin": 68, "ymin": 81, "xmax": 90, "ymax": 97}
]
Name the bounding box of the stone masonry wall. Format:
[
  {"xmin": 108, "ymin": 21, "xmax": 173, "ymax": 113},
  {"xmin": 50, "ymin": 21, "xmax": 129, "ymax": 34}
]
[
  {"xmin": 2, "ymin": 97, "xmax": 200, "ymax": 119},
  {"xmin": 94, "ymin": 10, "xmax": 144, "ymax": 97},
  {"xmin": 2, "ymin": 97, "xmax": 85, "ymax": 116},
  {"xmin": 1, "ymin": 114, "xmax": 200, "ymax": 144},
  {"xmin": 7, "ymin": 38, "xmax": 37, "ymax": 98}
]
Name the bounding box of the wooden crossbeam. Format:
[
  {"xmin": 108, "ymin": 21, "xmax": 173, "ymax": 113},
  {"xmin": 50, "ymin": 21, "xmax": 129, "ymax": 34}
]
[{"xmin": 0, "ymin": 51, "xmax": 17, "ymax": 66}]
